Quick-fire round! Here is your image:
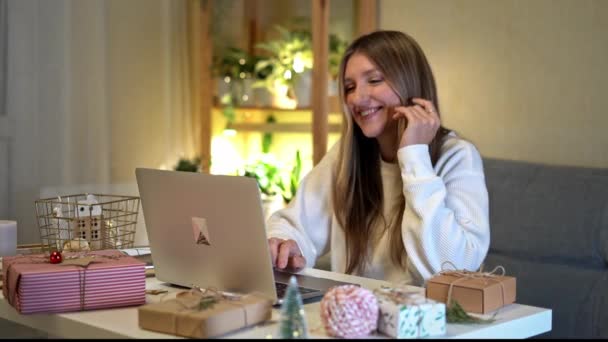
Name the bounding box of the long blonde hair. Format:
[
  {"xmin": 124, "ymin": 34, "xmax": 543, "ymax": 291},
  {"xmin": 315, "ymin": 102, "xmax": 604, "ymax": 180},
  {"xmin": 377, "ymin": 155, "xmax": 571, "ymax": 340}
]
[{"xmin": 332, "ymin": 30, "xmax": 450, "ymax": 274}]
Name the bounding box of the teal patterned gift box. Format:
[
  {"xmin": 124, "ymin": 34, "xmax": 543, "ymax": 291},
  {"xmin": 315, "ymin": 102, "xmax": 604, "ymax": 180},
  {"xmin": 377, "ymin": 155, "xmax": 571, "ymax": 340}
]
[{"xmin": 374, "ymin": 287, "xmax": 446, "ymax": 338}]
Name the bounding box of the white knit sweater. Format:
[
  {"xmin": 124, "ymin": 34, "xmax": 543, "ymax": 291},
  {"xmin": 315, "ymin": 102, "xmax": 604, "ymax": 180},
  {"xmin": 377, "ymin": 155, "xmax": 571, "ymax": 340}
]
[{"xmin": 266, "ymin": 133, "xmax": 490, "ymax": 286}]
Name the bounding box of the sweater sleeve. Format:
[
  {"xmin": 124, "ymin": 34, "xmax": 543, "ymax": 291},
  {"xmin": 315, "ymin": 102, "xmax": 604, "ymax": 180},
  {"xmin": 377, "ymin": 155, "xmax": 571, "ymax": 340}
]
[
  {"xmin": 265, "ymin": 145, "xmax": 338, "ymax": 268},
  {"xmin": 397, "ymin": 138, "xmax": 490, "ymax": 281}
]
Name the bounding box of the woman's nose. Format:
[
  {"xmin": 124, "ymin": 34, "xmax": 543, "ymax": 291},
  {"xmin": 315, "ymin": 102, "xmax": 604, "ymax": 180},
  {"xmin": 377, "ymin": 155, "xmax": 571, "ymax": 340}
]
[{"xmin": 351, "ymin": 85, "xmax": 370, "ymax": 105}]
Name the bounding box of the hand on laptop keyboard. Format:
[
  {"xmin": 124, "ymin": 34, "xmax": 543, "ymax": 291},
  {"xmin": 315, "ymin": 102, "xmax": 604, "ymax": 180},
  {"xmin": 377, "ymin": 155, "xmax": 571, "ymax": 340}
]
[{"xmin": 268, "ymin": 238, "xmax": 306, "ymax": 272}]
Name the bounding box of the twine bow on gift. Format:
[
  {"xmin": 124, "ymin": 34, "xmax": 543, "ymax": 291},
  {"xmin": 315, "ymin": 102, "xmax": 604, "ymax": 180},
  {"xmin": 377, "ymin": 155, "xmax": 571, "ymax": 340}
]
[
  {"xmin": 168, "ymin": 286, "xmax": 252, "ymax": 337},
  {"xmin": 176, "ymin": 286, "xmax": 245, "ymax": 313},
  {"xmin": 373, "ymin": 286, "xmax": 442, "ymax": 336},
  {"xmin": 436, "ymin": 261, "xmax": 507, "ymax": 310},
  {"xmin": 373, "ymin": 286, "xmax": 427, "ymax": 306},
  {"xmin": 57, "ymin": 252, "xmax": 129, "ymax": 311}
]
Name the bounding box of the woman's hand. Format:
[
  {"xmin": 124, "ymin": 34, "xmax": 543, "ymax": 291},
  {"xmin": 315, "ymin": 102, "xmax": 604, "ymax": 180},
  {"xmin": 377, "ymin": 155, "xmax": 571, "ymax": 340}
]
[
  {"xmin": 392, "ymin": 98, "xmax": 440, "ymax": 148},
  {"xmin": 268, "ymin": 238, "xmax": 306, "ymax": 272}
]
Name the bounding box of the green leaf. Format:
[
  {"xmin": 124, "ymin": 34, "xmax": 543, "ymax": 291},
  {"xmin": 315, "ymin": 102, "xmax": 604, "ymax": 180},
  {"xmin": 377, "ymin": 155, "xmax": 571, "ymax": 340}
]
[
  {"xmin": 446, "ymin": 300, "xmax": 496, "ymax": 324},
  {"xmin": 198, "ymin": 297, "xmax": 217, "ymax": 311}
]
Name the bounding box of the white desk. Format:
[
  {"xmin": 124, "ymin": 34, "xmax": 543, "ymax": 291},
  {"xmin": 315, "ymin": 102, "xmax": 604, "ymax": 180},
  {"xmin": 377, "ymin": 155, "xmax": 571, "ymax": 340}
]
[{"xmin": 0, "ymin": 268, "xmax": 551, "ymax": 339}]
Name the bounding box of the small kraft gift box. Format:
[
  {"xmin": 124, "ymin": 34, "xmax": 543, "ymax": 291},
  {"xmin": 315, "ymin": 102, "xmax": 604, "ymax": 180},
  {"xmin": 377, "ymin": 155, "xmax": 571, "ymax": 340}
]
[
  {"xmin": 425, "ymin": 264, "xmax": 516, "ymax": 314},
  {"xmin": 374, "ymin": 287, "xmax": 446, "ymax": 339},
  {"xmin": 138, "ymin": 288, "xmax": 273, "ymax": 338},
  {"xmin": 2, "ymin": 249, "xmax": 146, "ymax": 314}
]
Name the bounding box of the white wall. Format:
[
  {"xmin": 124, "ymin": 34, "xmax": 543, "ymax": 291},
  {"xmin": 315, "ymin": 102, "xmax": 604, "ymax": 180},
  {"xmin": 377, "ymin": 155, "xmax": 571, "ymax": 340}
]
[
  {"xmin": 380, "ymin": 0, "xmax": 608, "ymax": 168},
  {"xmin": 6, "ymin": 0, "xmax": 176, "ymax": 244}
]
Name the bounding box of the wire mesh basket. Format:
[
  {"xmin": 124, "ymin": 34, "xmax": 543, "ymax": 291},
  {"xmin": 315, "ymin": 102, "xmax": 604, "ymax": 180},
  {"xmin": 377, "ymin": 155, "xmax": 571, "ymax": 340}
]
[{"xmin": 34, "ymin": 194, "xmax": 140, "ymax": 253}]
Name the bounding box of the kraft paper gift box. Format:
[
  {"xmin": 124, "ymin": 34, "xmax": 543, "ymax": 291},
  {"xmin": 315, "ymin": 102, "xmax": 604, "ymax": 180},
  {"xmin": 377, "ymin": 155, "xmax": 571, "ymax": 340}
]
[
  {"xmin": 375, "ymin": 287, "xmax": 446, "ymax": 339},
  {"xmin": 138, "ymin": 290, "xmax": 273, "ymax": 338},
  {"xmin": 425, "ymin": 270, "xmax": 516, "ymax": 314},
  {"xmin": 2, "ymin": 250, "xmax": 146, "ymax": 314}
]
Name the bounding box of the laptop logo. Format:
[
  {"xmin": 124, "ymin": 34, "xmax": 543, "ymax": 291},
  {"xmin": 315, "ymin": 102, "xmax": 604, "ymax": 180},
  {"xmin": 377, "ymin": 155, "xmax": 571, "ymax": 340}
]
[{"xmin": 191, "ymin": 217, "xmax": 211, "ymax": 246}]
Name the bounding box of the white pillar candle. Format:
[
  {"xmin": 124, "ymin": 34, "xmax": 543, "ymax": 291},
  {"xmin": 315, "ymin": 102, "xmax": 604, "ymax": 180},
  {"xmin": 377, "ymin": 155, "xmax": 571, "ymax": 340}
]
[{"xmin": 0, "ymin": 220, "xmax": 17, "ymax": 257}]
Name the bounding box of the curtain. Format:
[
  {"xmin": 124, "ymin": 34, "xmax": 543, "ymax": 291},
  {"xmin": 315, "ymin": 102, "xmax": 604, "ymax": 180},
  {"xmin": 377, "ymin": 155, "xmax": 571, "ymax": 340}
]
[{"xmin": 164, "ymin": 0, "xmax": 202, "ymax": 166}]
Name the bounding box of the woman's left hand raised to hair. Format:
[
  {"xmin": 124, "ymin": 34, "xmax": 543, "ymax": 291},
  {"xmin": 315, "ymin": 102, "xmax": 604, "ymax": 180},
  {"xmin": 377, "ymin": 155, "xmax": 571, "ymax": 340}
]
[{"xmin": 392, "ymin": 98, "xmax": 440, "ymax": 148}]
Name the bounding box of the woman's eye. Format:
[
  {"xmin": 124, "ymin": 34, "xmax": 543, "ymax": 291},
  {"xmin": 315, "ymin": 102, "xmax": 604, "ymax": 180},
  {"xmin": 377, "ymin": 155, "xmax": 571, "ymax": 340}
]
[
  {"xmin": 369, "ymin": 78, "xmax": 383, "ymax": 84},
  {"xmin": 344, "ymin": 86, "xmax": 355, "ymax": 93}
]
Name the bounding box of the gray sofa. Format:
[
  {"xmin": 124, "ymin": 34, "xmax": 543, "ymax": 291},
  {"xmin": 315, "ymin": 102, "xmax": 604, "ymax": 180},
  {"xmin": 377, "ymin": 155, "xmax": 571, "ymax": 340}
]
[
  {"xmin": 313, "ymin": 157, "xmax": 608, "ymax": 338},
  {"xmin": 482, "ymin": 157, "xmax": 608, "ymax": 338}
]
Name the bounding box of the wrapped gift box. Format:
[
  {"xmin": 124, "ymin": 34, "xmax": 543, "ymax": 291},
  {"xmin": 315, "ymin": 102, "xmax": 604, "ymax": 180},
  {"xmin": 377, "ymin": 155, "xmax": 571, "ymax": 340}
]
[
  {"xmin": 2, "ymin": 250, "xmax": 146, "ymax": 314},
  {"xmin": 425, "ymin": 272, "xmax": 516, "ymax": 314},
  {"xmin": 375, "ymin": 287, "xmax": 446, "ymax": 339},
  {"xmin": 138, "ymin": 290, "xmax": 273, "ymax": 338}
]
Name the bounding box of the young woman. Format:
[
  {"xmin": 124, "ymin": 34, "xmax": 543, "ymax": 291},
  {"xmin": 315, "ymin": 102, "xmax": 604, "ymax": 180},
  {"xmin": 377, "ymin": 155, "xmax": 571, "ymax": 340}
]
[{"xmin": 266, "ymin": 30, "xmax": 489, "ymax": 286}]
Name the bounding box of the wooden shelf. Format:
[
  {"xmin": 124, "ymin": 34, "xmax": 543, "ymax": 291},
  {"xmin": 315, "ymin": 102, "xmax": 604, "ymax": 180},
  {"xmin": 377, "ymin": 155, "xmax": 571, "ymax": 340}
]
[
  {"xmin": 200, "ymin": 1, "xmax": 376, "ymax": 167},
  {"xmin": 213, "ymin": 106, "xmax": 342, "ymax": 116},
  {"xmin": 215, "ymin": 105, "xmax": 313, "ymax": 112},
  {"xmin": 227, "ymin": 122, "xmax": 342, "ymax": 133}
]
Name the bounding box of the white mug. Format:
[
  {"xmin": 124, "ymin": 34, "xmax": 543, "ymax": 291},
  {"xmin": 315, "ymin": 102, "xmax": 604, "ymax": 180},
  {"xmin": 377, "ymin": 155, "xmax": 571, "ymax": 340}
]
[{"xmin": 0, "ymin": 220, "xmax": 17, "ymax": 257}]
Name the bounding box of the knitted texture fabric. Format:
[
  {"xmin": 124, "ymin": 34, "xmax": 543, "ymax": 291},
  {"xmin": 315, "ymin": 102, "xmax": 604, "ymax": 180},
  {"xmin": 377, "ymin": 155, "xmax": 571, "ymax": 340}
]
[
  {"xmin": 320, "ymin": 285, "xmax": 378, "ymax": 338},
  {"xmin": 266, "ymin": 135, "xmax": 490, "ymax": 286}
]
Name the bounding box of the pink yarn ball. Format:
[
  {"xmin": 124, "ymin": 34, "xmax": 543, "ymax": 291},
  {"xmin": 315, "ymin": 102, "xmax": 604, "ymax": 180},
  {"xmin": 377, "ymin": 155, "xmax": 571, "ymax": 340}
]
[{"xmin": 320, "ymin": 285, "xmax": 379, "ymax": 338}]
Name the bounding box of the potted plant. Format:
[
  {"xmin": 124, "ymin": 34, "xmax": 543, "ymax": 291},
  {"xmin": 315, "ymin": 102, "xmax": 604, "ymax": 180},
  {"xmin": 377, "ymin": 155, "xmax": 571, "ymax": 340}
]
[
  {"xmin": 254, "ymin": 26, "xmax": 348, "ymax": 108},
  {"xmin": 212, "ymin": 46, "xmax": 272, "ymax": 108},
  {"xmin": 253, "ymin": 25, "xmax": 313, "ymax": 109},
  {"xmin": 174, "ymin": 156, "xmax": 202, "ymax": 172},
  {"xmin": 242, "ymin": 154, "xmax": 285, "ymax": 219},
  {"xmin": 277, "ymin": 150, "xmax": 302, "ymax": 205}
]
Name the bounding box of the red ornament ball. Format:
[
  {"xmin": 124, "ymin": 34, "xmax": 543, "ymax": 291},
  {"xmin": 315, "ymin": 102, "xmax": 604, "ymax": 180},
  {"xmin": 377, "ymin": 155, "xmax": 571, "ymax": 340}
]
[{"xmin": 49, "ymin": 251, "xmax": 63, "ymax": 264}]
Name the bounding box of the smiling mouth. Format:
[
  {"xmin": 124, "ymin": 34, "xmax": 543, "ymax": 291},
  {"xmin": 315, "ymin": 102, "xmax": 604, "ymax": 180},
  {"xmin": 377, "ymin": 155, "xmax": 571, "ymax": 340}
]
[{"xmin": 359, "ymin": 107, "xmax": 382, "ymax": 117}]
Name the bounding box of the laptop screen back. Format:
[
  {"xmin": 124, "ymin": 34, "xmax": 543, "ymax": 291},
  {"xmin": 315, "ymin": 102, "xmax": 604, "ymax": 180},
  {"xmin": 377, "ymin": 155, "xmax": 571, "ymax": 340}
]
[{"xmin": 135, "ymin": 168, "xmax": 278, "ymax": 302}]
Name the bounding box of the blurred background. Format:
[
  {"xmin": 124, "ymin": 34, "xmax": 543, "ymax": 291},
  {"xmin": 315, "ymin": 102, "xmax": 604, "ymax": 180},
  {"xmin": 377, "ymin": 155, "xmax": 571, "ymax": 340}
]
[{"xmin": 1, "ymin": 0, "xmax": 607, "ymax": 246}]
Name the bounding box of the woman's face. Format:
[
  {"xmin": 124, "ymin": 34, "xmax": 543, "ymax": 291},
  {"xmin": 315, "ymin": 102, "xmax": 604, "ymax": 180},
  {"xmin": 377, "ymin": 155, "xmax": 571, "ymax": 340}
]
[{"xmin": 344, "ymin": 53, "xmax": 401, "ymax": 139}]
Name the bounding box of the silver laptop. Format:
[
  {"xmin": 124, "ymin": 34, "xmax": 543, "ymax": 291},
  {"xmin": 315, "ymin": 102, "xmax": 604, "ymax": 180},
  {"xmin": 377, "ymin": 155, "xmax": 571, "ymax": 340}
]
[{"xmin": 135, "ymin": 168, "xmax": 354, "ymax": 304}]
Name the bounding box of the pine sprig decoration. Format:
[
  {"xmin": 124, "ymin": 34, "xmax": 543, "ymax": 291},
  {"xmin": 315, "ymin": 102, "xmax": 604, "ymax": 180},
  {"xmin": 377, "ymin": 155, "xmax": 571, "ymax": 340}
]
[
  {"xmin": 446, "ymin": 300, "xmax": 496, "ymax": 324},
  {"xmin": 197, "ymin": 297, "xmax": 217, "ymax": 311},
  {"xmin": 278, "ymin": 276, "xmax": 309, "ymax": 339}
]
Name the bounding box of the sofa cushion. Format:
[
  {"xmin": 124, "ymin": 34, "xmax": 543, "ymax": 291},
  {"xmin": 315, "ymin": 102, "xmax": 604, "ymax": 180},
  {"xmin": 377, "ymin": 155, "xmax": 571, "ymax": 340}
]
[
  {"xmin": 484, "ymin": 253, "xmax": 608, "ymax": 338},
  {"xmin": 483, "ymin": 158, "xmax": 608, "ymax": 267}
]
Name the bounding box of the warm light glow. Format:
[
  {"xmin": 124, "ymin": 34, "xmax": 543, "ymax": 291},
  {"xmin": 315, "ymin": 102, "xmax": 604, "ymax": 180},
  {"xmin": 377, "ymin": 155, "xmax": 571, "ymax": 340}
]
[
  {"xmin": 222, "ymin": 129, "xmax": 237, "ymax": 137},
  {"xmin": 283, "ymin": 70, "xmax": 292, "ymax": 80},
  {"xmin": 273, "ymin": 82, "xmax": 297, "ymax": 109},
  {"xmin": 242, "ymin": 94, "xmax": 249, "ymax": 102},
  {"xmin": 293, "ymin": 54, "xmax": 305, "ymax": 73},
  {"xmin": 210, "ymin": 135, "xmax": 243, "ymax": 175},
  {"xmin": 224, "ymin": 76, "xmax": 231, "ymax": 83},
  {"xmin": 239, "ymin": 58, "xmax": 246, "ymax": 65},
  {"xmin": 239, "ymin": 72, "xmax": 246, "ymax": 79}
]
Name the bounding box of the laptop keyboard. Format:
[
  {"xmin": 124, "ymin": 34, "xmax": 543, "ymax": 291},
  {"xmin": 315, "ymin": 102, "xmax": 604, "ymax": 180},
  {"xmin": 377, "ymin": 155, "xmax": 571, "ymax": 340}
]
[{"xmin": 275, "ymin": 282, "xmax": 319, "ymax": 299}]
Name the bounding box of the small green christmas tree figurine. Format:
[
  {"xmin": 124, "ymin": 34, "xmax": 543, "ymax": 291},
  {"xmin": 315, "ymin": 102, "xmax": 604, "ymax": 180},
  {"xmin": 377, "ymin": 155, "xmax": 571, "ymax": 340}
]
[{"xmin": 279, "ymin": 276, "xmax": 309, "ymax": 339}]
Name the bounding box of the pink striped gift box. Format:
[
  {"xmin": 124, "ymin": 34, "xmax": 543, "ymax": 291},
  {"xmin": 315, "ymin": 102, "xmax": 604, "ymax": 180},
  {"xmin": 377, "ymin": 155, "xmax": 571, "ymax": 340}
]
[{"xmin": 2, "ymin": 250, "xmax": 146, "ymax": 314}]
